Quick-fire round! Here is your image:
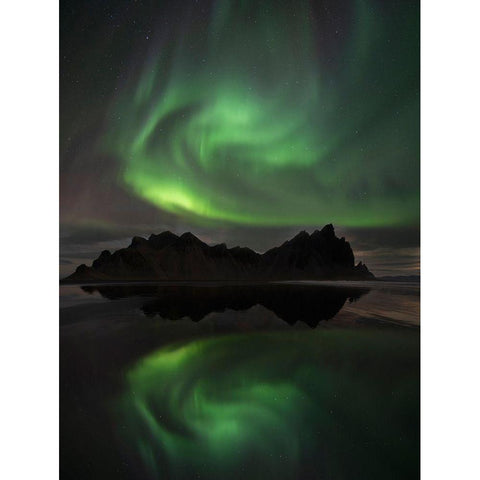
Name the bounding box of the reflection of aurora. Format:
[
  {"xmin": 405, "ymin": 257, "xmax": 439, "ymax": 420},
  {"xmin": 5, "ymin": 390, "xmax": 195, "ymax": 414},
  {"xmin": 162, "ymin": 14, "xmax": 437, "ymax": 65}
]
[
  {"xmin": 116, "ymin": 331, "xmax": 419, "ymax": 479},
  {"xmin": 104, "ymin": 0, "xmax": 419, "ymax": 227}
]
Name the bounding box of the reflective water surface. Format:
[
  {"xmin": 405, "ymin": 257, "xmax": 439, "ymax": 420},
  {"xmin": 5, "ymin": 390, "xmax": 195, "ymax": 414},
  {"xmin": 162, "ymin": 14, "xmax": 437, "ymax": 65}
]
[{"xmin": 60, "ymin": 281, "xmax": 419, "ymax": 480}]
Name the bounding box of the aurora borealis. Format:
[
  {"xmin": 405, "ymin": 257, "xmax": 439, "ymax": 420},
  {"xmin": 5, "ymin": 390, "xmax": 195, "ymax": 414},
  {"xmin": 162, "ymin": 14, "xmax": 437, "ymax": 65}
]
[
  {"xmin": 60, "ymin": 0, "xmax": 420, "ymax": 275},
  {"xmin": 116, "ymin": 331, "xmax": 419, "ymax": 479},
  {"xmin": 104, "ymin": 0, "xmax": 419, "ymax": 227},
  {"xmin": 60, "ymin": 3, "xmax": 421, "ymax": 475}
]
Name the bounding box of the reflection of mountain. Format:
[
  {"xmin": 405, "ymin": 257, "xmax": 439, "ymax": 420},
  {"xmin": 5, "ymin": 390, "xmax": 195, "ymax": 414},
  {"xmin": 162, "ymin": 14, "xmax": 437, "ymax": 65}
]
[
  {"xmin": 82, "ymin": 284, "xmax": 370, "ymax": 327},
  {"xmin": 65, "ymin": 224, "xmax": 374, "ymax": 283}
]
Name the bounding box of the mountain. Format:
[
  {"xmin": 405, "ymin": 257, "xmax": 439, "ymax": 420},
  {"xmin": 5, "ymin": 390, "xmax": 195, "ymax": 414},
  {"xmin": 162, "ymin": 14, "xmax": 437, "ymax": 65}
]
[
  {"xmin": 61, "ymin": 224, "xmax": 375, "ymax": 283},
  {"xmin": 79, "ymin": 283, "xmax": 370, "ymax": 327}
]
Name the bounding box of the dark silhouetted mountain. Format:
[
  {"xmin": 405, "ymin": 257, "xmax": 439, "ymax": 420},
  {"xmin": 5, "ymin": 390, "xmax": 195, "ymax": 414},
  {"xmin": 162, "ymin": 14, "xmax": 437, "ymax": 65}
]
[
  {"xmin": 62, "ymin": 224, "xmax": 374, "ymax": 282},
  {"xmin": 80, "ymin": 283, "xmax": 370, "ymax": 327}
]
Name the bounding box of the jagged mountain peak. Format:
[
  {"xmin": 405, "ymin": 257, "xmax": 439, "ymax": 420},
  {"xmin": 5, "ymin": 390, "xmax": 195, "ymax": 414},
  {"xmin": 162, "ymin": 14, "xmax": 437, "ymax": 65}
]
[
  {"xmin": 177, "ymin": 232, "xmax": 207, "ymax": 247},
  {"xmin": 63, "ymin": 224, "xmax": 374, "ymax": 282},
  {"xmin": 147, "ymin": 231, "xmax": 179, "ymax": 249}
]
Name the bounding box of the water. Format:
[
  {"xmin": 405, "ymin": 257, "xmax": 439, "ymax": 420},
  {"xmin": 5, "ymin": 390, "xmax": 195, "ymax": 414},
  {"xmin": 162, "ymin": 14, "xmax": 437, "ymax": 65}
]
[{"xmin": 60, "ymin": 281, "xmax": 419, "ymax": 480}]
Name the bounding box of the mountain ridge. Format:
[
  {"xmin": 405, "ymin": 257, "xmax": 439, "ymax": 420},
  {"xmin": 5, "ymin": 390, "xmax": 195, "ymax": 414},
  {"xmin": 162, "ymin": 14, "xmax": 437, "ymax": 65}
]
[{"xmin": 62, "ymin": 224, "xmax": 375, "ymax": 283}]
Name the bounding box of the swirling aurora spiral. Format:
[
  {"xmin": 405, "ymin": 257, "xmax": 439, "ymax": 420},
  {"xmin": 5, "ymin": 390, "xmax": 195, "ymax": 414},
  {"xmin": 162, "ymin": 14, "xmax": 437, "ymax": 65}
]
[
  {"xmin": 103, "ymin": 0, "xmax": 419, "ymax": 227},
  {"xmin": 115, "ymin": 331, "xmax": 419, "ymax": 479}
]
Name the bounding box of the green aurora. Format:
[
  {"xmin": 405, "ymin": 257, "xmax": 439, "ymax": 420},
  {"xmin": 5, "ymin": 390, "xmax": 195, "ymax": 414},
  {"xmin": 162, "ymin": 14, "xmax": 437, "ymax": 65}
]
[
  {"xmin": 116, "ymin": 330, "xmax": 419, "ymax": 479},
  {"xmin": 103, "ymin": 0, "xmax": 419, "ymax": 228}
]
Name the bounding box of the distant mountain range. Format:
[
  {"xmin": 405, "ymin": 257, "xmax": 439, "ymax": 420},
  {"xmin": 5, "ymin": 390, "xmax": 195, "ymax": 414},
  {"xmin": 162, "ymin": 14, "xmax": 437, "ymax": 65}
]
[
  {"xmin": 62, "ymin": 224, "xmax": 374, "ymax": 283},
  {"xmin": 378, "ymin": 275, "xmax": 420, "ymax": 283}
]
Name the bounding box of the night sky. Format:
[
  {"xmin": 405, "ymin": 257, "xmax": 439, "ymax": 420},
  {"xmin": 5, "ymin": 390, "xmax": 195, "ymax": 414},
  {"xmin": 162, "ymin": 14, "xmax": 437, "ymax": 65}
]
[{"xmin": 60, "ymin": 0, "xmax": 420, "ymax": 277}]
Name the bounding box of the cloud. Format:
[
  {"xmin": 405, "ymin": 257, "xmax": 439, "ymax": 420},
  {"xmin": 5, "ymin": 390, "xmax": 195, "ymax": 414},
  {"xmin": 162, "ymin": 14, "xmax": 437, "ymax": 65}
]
[
  {"xmin": 59, "ymin": 221, "xmax": 420, "ymax": 277},
  {"xmin": 59, "ymin": 258, "xmax": 74, "ymax": 265}
]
